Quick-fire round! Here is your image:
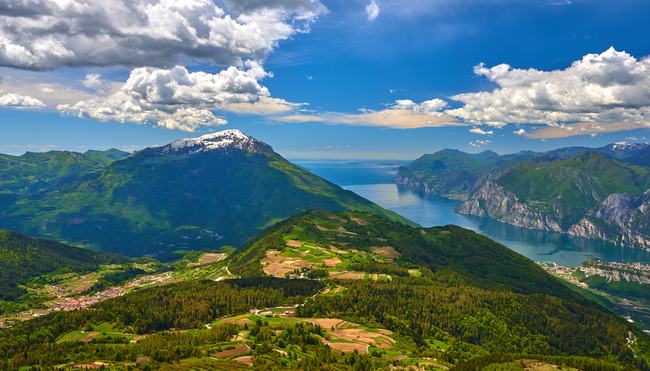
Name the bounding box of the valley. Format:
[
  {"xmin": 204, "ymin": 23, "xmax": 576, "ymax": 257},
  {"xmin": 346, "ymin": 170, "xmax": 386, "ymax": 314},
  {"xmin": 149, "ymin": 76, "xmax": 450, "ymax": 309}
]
[{"xmin": 2, "ymin": 210, "xmax": 649, "ymax": 370}]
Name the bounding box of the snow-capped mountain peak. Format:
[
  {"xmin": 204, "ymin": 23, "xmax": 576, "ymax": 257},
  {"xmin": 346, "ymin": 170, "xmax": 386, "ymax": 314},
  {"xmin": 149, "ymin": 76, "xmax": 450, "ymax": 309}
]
[{"xmin": 155, "ymin": 129, "xmax": 269, "ymax": 156}]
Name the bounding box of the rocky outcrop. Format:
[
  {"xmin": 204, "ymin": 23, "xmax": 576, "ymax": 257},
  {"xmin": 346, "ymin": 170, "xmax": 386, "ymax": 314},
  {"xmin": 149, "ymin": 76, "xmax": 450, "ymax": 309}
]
[
  {"xmin": 567, "ymin": 192, "xmax": 650, "ymax": 249},
  {"xmin": 580, "ymin": 265, "xmax": 650, "ymax": 285},
  {"xmin": 455, "ymin": 181, "xmax": 563, "ymax": 232}
]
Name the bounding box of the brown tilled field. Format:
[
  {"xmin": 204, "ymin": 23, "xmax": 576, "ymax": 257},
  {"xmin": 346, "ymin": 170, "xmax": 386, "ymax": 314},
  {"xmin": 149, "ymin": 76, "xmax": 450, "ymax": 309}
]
[
  {"xmin": 285, "ymin": 240, "xmax": 303, "ymax": 247},
  {"xmin": 305, "ymin": 318, "xmax": 344, "ymax": 329},
  {"xmin": 333, "ymin": 329, "xmax": 396, "ymax": 346},
  {"xmin": 316, "ymin": 225, "xmax": 329, "ymax": 231},
  {"xmin": 198, "ymin": 253, "xmax": 224, "ymax": 263},
  {"xmin": 323, "ymin": 258, "xmax": 342, "ymax": 267},
  {"xmin": 236, "ymin": 318, "xmax": 252, "ymax": 324},
  {"xmin": 371, "ymin": 246, "xmax": 400, "ymax": 258},
  {"xmin": 324, "ymin": 342, "xmax": 367, "ymax": 353},
  {"xmin": 80, "ymin": 332, "xmax": 99, "ymax": 342},
  {"xmin": 234, "ymin": 356, "xmax": 253, "ymax": 364},
  {"xmin": 211, "ymin": 345, "xmax": 250, "ymax": 357},
  {"xmin": 350, "ymin": 218, "xmax": 369, "ymax": 226},
  {"xmin": 70, "ymin": 334, "xmax": 79, "ymax": 339},
  {"xmin": 330, "ymin": 272, "xmax": 365, "ymax": 280}
]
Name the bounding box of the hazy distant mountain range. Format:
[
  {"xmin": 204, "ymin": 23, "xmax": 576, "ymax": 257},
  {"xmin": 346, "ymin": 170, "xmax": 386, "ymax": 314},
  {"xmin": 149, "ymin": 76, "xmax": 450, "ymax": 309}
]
[
  {"xmin": 395, "ymin": 142, "xmax": 650, "ymax": 249},
  {"xmin": 0, "ymin": 130, "xmax": 413, "ymax": 256}
]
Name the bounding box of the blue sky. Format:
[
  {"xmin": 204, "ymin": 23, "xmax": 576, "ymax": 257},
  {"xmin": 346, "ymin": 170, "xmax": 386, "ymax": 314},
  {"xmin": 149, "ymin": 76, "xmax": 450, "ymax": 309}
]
[{"xmin": 1, "ymin": 0, "xmax": 649, "ymax": 159}]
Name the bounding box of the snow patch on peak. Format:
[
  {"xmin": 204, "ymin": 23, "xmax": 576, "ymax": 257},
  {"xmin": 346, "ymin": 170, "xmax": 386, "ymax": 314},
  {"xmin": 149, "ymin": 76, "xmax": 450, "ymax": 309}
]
[{"xmin": 157, "ymin": 129, "xmax": 265, "ymax": 155}]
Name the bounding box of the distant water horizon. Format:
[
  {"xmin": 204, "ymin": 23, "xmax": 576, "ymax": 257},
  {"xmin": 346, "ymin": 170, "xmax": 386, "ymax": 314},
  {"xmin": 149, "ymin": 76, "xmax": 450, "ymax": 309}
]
[{"xmin": 290, "ymin": 159, "xmax": 650, "ymax": 266}]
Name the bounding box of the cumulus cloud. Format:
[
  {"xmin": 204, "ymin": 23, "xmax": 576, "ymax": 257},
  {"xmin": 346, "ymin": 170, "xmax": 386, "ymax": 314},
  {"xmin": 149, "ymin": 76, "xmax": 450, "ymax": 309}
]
[
  {"xmin": 39, "ymin": 87, "xmax": 54, "ymax": 94},
  {"xmin": 446, "ymin": 48, "xmax": 650, "ymax": 128},
  {"xmin": 0, "ymin": 93, "xmax": 46, "ymax": 108},
  {"xmin": 470, "ymin": 127, "xmax": 493, "ymax": 135},
  {"xmin": 391, "ymin": 99, "xmax": 448, "ymax": 117},
  {"xmin": 82, "ymin": 74, "xmax": 108, "ymax": 92},
  {"xmin": 513, "ymin": 128, "xmax": 527, "ymax": 136},
  {"xmin": 0, "ymin": 0, "xmax": 327, "ymax": 70},
  {"xmin": 366, "ymin": 0, "xmax": 380, "ymax": 21},
  {"xmin": 58, "ymin": 62, "xmax": 274, "ymax": 132}
]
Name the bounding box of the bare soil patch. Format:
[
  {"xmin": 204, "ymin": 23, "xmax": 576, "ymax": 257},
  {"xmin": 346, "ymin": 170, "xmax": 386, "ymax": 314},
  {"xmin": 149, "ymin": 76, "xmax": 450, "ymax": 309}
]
[
  {"xmin": 306, "ymin": 318, "xmax": 344, "ymax": 329},
  {"xmin": 199, "ymin": 253, "xmax": 223, "ymax": 262},
  {"xmin": 211, "ymin": 345, "xmax": 250, "ymax": 357},
  {"xmin": 333, "ymin": 286, "xmax": 342, "ymax": 294},
  {"xmin": 221, "ymin": 318, "xmax": 235, "ymax": 323},
  {"xmin": 391, "ymin": 355, "xmax": 407, "ymax": 360},
  {"xmin": 70, "ymin": 334, "xmax": 79, "ymax": 340},
  {"xmin": 316, "ymin": 226, "xmax": 328, "ymax": 231},
  {"xmin": 234, "ymin": 356, "xmax": 253, "ymax": 365},
  {"xmin": 236, "ymin": 318, "xmax": 252, "ymax": 324},
  {"xmin": 322, "ymin": 288, "xmax": 330, "ymax": 294},
  {"xmin": 323, "ymin": 258, "xmax": 342, "ymax": 267},
  {"xmin": 80, "ymin": 332, "xmax": 99, "ymax": 342},
  {"xmin": 377, "ymin": 329, "xmax": 393, "ymax": 335},
  {"xmin": 334, "ymin": 328, "xmax": 396, "ymax": 346},
  {"xmin": 376, "ymin": 343, "xmax": 393, "ymax": 350},
  {"xmin": 331, "ymin": 272, "xmax": 365, "ymax": 280},
  {"xmin": 286, "ymin": 240, "xmax": 303, "ymax": 247},
  {"xmin": 261, "ymin": 251, "xmax": 280, "ymax": 264},
  {"xmin": 328, "ymin": 215, "xmax": 340, "ymax": 219},
  {"xmin": 350, "ymin": 218, "xmax": 368, "ymax": 226},
  {"xmin": 372, "ymin": 274, "xmax": 378, "ymax": 280},
  {"xmin": 338, "ymin": 226, "xmax": 346, "ymax": 231},
  {"xmin": 420, "ymin": 229, "xmax": 426, "ymax": 235},
  {"xmin": 324, "ymin": 342, "xmax": 367, "ymax": 353},
  {"xmin": 371, "ymin": 246, "xmax": 400, "ymax": 258},
  {"xmin": 339, "ymin": 219, "xmax": 348, "ymax": 223}
]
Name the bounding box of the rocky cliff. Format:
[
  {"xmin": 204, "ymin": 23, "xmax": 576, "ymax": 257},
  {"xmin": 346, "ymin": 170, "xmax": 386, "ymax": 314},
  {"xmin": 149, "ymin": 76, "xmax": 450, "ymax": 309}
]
[
  {"xmin": 455, "ymin": 181, "xmax": 563, "ymax": 232},
  {"xmin": 568, "ymin": 192, "xmax": 650, "ymax": 249}
]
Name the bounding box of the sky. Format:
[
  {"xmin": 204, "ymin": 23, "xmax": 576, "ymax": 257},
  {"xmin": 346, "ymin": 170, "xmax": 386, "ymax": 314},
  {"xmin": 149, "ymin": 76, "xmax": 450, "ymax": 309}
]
[{"xmin": 1, "ymin": 0, "xmax": 650, "ymax": 160}]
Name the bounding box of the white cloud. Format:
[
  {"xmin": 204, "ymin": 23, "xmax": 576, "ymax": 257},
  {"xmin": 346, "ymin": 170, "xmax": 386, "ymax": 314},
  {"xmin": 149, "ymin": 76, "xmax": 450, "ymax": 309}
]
[
  {"xmin": 82, "ymin": 74, "xmax": 107, "ymax": 92},
  {"xmin": 469, "ymin": 139, "xmax": 491, "ymax": 147},
  {"xmin": 391, "ymin": 99, "xmax": 448, "ymax": 117},
  {"xmin": 58, "ymin": 63, "xmax": 273, "ymax": 132},
  {"xmin": 626, "ymin": 136, "xmax": 639, "ymax": 141},
  {"xmin": 39, "ymin": 87, "xmax": 54, "ymax": 94},
  {"xmin": 0, "ymin": 93, "xmax": 46, "ymax": 108},
  {"xmin": 366, "ymin": 0, "xmax": 380, "ymax": 21},
  {"xmin": 0, "ymin": 0, "xmax": 327, "ymax": 70},
  {"xmin": 446, "ymin": 48, "xmax": 650, "ymax": 128},
  {"xmin": 513, "ymin": 128, "xmax": 527, "ymax": 136},
  {"xmin": 469, "ymin": 127, "xmax": 493, "ymax": 135}
]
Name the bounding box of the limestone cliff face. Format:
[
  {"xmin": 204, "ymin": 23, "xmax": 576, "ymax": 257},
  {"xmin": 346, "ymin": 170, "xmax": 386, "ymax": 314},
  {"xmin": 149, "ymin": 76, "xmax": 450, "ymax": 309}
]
[
  {"xmin": 580, "ymin": 265, "xmax": 650, "ymax": 285},
  {"xmin": 568, "ymin": 192, "xmax": 650, "ymax": 249},
  {"xmin": 455, "ymin": 181, "xmax": 563, "ymax": 232},
  {"xmin": 454, "ymin": 181, "xmax": 650, "ymax": 250}
]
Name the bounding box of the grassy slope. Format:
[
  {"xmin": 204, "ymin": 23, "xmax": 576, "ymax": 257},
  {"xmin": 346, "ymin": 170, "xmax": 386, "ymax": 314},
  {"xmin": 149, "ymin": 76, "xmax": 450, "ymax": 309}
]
[
  {"xmin": 0, "ymin": 230, "xmax": 130, "ymax": 301},
  {"xmin": 0, "ymin": 150, "xmax": 129, "ymax": 195},
  {"xmin": 0, "ymin": 147, "xmax": 414, "ymax": 256}
]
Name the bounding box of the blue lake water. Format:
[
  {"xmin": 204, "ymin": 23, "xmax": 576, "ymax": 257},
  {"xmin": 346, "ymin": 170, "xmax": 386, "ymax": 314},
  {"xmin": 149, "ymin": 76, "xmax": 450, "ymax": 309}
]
[{"xmin": 291, "ymin": 160, "xmax": 650, "ymax": 266}]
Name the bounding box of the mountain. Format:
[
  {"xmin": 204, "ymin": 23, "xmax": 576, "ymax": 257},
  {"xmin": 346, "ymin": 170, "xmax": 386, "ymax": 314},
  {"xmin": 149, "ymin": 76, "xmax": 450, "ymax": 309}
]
[
  {"xmin": 396, "ymin": 143, "xmax": 650, "ymax": 248},
  {"xmin": 0, "ymin": 130, "xmax": 414, "ymax": 256},
  {"xmin": 546, "ymin": 142, "xmax": 649, "ymax": 160},
  {"xmin": 455, "ymin": 151, "xmax": 650, "ymax": 246},
  {"xmin": 0, "ymin": 230, "xmax": 129, "ymax": 301},
  {"xmin": 1, "ymin": 211, "xmax": 647, "ymax": 370},
  {"xmin": 0, "ymin": 149, "xmax": 129, "ymax": 195}
]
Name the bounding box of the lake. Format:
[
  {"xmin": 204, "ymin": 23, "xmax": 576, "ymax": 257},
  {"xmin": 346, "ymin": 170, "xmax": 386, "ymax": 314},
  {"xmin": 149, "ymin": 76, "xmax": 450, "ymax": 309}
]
[{"xmin": 291, "ymin": 160, "xmax": 650, "ymax": 266}]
